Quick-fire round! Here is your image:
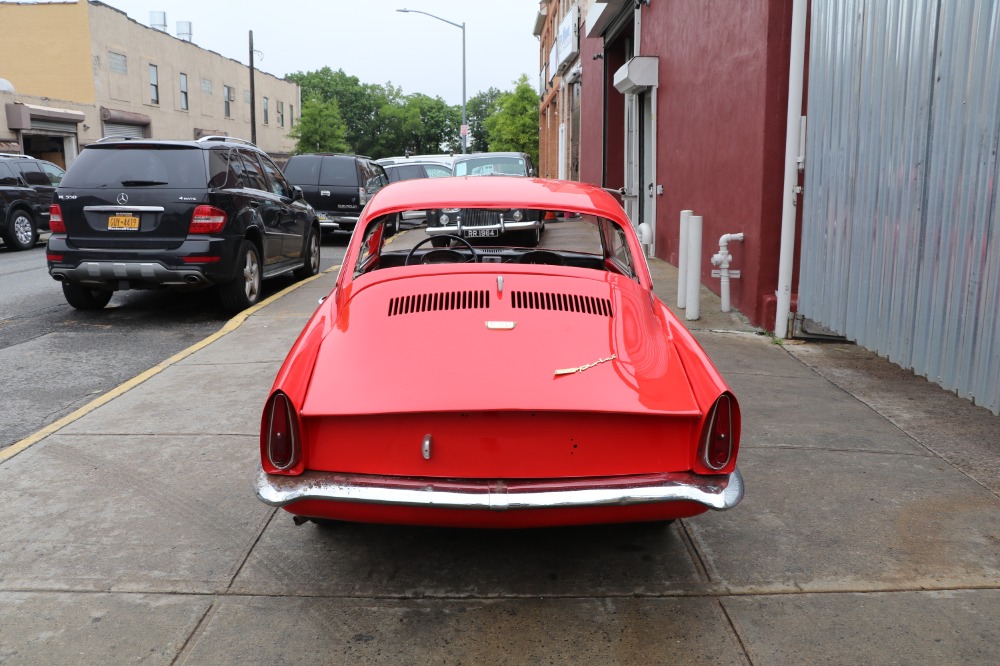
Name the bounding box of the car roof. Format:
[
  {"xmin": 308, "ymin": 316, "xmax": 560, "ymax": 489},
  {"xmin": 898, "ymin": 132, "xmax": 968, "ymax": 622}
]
[
  {"xmin": 368, "ymin": 177, "xmax": 625, "ymax": 220},
  {"xmin": 84, "ymin": 137, "xmax": 261, "ymax": 151},
  {"xmin": 383, "ymin": 161, "xmax": 451, "ymax": 169},
  {"xmin": 452, "ymin": 152, "xmax": 527, "ymax": 162}
]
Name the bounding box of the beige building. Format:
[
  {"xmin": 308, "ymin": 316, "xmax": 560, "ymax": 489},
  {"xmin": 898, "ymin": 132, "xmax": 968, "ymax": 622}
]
[{"xmin": 0, "ymin": 0, "xmax": 299, "ymax": 167}]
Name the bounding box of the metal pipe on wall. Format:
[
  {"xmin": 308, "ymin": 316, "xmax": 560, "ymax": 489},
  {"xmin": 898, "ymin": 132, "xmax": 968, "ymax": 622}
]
[{"xmin": 774, "ymin": 0, "xmax": 808, "ymax": 336}]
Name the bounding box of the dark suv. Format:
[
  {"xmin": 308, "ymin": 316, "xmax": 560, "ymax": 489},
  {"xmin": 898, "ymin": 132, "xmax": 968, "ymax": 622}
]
[
  {"xmin": 281, "ymin": 153, "xmax": 389, "ymax": 235},
  {"xmin": 0, "ymin": 153, "xmax": 65, "ymax": 250},
  {"xmin": 47, "ymin": 137, "xmax": 319, "ymax": 312}
]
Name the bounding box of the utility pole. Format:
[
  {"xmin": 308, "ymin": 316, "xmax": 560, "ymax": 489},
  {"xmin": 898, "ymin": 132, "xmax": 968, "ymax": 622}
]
[{"xmin": 249, "ymin": 30, "xmax": 256, "ymax": 145}]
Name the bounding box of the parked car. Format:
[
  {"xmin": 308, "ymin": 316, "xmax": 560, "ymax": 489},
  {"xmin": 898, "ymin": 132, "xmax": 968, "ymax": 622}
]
[
  {"xmin": 282, "ymin": 153, "xmax": 390, "ymax": 235},
  {"xmin": 46, "ymin": 136, "xmax": 319, "ymax": 312},
  {"xmin": 376, "ymin": 154, "xmax": 456, "ymax": 170},
  {"xmin": 426, "ymin": 151, "xmax": 542, "ymax": 246},
  {"xmin": 451, "ymin": 151, "xmax": 534, "ymax": 177},
  {"xmin": 0, "ymin": 153, "xmax": 65, "ymax": 250},
  {"xmin": 382, "ymin": 160, "xmax": 455, "ymax": 226},
  {"xmin": 255, "ymin": 176, "xmax": 744, "ymax": 529},
  {"xmin": 383, "ymin": 161, "xmax": 453, "ymax": 183}
]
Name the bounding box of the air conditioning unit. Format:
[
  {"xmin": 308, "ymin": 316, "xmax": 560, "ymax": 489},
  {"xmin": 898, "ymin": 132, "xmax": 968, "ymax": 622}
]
[{"xmin": 229, "ymin": 89, "xmax": 235, "ymax": 101}]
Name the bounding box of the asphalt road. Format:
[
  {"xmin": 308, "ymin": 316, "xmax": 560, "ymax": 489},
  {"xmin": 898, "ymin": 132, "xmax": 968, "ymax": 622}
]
[{"xmin": 0, "ymin": 234, "xmax": 347, "ymax": 450}]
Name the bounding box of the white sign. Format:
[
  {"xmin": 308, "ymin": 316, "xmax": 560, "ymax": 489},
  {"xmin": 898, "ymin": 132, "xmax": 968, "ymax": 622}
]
[{"xmin": 556, "ymin": 5, "xmax": 579, "ymax": 73}]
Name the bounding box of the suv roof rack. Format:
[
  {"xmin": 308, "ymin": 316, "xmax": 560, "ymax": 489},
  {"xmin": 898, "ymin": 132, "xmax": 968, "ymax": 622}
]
[
  {"xmin": 95, "ymin": 135, "xmax": 138, "ymax": 142},
  {"xmin": 0, "ymin": 152, "xmax": 31, "ymax": 158},
  {"xmin": 197, "ymin": 135, "xmax": 256, "ymax": 146}
]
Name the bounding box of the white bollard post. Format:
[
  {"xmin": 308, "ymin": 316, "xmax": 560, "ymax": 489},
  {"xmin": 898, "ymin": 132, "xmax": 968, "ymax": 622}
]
[
  {"xmin": 677, "ymin": 210, "xmax": 691, "ymax": 308},
  {"xmin": 685, "ymin": 215, "xmax": 703, "ymax": 321}
]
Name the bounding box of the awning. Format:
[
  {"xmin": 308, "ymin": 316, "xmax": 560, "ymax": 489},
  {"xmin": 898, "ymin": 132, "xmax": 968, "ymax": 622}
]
[{"xmin": 613, "ymin": 56, "xmax": 659, "ymax": 94}]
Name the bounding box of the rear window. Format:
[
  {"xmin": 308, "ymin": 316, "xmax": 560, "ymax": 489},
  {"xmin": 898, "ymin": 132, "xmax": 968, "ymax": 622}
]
[
  {"xmin": 319, "ymin": 157, "xmax": 358, "ymax": 187},
  {"xmin": 453, "ymin": 156, "xmax": 527, "ymax": 177},
  {"xmin": 61, "ymin": 146, "xmax": 209, "ymax": 189},
  {"xmin": 281, "ymin": 156, "xmax": 321, "ymax": 185}
]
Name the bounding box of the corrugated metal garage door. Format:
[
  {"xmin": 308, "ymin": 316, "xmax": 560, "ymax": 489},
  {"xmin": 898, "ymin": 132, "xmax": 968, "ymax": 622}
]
[
  {"xmin": 102, "ymin": 122, "xmax": 145, "ymax": 139},
  {"xmin": 799, "ymin": 0, "xmax": 1000, "ymax": 414}
]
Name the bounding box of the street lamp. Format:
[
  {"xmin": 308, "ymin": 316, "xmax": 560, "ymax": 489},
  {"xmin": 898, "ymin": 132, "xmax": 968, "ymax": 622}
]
[{"xmin": 397, "ymin": 8, "xmax": 467, "ymax": 154}]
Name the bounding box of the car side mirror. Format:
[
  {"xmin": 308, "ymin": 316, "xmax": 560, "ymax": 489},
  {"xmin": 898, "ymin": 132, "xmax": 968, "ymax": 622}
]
[
  {"xmin": 292, "ymin": 185, "xmax": 304, "ymax": 201},
  {"xmin": 528, "ymin": 167, "xmax": 535, "ymax": 177}
]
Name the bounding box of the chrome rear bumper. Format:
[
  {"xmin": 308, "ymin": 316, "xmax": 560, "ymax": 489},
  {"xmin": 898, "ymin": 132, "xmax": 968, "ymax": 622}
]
[{"xmin": 254, "ymin": 467, "xmax": 743, "ymax": 512}]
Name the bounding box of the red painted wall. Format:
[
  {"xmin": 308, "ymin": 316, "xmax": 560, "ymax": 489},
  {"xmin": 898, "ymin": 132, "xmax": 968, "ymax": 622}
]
[
  {"xmin": 579, "ymin": 32, "xmax": 604, "ymax": 187},
  {"xmin": 639, "ymin": 0, "xmax": 796, "ymax": 328}
]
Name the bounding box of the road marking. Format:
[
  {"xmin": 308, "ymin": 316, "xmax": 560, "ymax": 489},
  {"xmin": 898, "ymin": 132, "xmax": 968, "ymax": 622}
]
[{"xmin": 0, "ymin": 265, "xmax": 341, "ymax": 466}]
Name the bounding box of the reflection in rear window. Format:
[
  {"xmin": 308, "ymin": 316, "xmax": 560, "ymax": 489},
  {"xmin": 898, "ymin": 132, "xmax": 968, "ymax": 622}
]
[
  {"xmin": 453, "ymin": 156, "xmax": 527, "ymax": 177},
  {"xmin": 61, "ymin": 146, "xmax": 209, "ymax": 188},
  {"xmin": 319, "ymin": 158, "xmax": 357, "ymax": 187}
]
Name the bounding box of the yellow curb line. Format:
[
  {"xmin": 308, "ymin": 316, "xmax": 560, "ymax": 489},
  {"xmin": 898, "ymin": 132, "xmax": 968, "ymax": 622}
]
[{"xmin": 0, "ymin": 264, "xmax": 341, "ymax": 466}]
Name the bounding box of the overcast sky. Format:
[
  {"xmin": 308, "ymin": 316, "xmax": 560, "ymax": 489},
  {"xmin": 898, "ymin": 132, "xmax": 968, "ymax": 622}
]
[{"xmin": 98, "ymin": 1, "xmax": 542, "ymax": 105}]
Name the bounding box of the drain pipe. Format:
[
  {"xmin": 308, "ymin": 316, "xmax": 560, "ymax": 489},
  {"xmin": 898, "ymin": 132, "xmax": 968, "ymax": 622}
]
[
  {"xmin": 711, "ymin": 233, "xmax": 744, "ymax": 312},
  {"xmin": 774, "ymin": 0, "xmax": 807, "ymax": 337}
]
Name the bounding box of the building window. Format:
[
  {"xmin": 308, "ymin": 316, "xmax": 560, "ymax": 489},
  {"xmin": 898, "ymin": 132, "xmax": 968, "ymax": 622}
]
[
  {"xmin": 289, "ymin": 104, "xmax": 294, "ymax": 127},
  {"xmin": 277, "ymin": 101, "xmax": 284, "ymax": 128},
  {"xmin": 179, "ymin": 73, "xmax": 188, "ymax": 111},
  {"xmin": 223, "ymin": 85, "xmax": 233, "ymax": 118},
  {"xmin": 109, "ymin": 52, "xmax": 127, "ymax": 74},
  {"xmin": 149, "ymin": 64, "xmax": 159, "ymax": 104},
  {"xmin": 263, "ymin": 97, "xmax": 269, "ymax": 125},
  {"xmin": 244, "ymin": 90, "xmax": 252, "ymax": 104},
  {"xmin": 201, "ymin": 78, "xmax": 212, "ymax": 95}
]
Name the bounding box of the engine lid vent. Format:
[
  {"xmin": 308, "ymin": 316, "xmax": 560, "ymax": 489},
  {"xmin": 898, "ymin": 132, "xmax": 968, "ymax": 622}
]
[
  {"xmin": 511, "ymin": 291, "xmax": 613, "ymax": 317},
  {"xmin": 389, "ymin": 290, "xmax": 491, "ymax": 316}
]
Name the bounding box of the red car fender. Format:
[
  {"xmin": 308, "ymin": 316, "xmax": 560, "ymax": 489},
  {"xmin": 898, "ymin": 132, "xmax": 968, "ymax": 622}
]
[{"xmin": 655, "ymin": 301, "xmax": 741, "ymax": 474}]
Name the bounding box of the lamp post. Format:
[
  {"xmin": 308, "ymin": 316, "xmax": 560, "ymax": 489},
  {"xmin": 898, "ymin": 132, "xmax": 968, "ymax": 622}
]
[{"xmin": 397, "ymin": 8, "xmax": 467, "ymax": 154}]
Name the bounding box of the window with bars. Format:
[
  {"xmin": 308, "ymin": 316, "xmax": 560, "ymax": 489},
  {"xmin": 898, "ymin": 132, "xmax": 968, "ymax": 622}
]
[
  {"xmin": 223, "ymin": 85, "xmax": 233, "ymax": 118},
  {"xmin": 263, "ymin": 97, "xmax": 269, "ymax": 125},
  {"xmin": 277, "ymin": 101, "xmax": 284, "ymax": 127}
]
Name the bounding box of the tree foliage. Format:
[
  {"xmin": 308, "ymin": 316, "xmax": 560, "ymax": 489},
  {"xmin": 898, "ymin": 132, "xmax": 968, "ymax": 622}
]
[
  {"xmin": 466, "ymin": 87, "xmax": 503, "ymax": 153},
  {"xmin": 286, "ymin": 68, "xmax": 535, "ymax": 160},
  {"xmin": 288, "ymin": 97, "xmax": 349, "ymax": 154},
  {"xmin": 484, "ymin": 76, "xmax": 539, "ymax": 166}
]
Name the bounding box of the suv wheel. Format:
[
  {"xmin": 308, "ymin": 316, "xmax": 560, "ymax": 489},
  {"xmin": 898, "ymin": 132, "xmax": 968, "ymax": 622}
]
[
  {"xmin": 62, "ymin": 282, "xmax": 113, "ymax": 310},
  {"xmin": 294, "ymin": 226, "xmax": 320, "ymax": 280},
  {"xmin": 219, "ymin": 241, "xmax": 262, "ymax": 312},
  {"xmin": 3, "ymin": 209, "xmax": 38, "ymax": 251}
]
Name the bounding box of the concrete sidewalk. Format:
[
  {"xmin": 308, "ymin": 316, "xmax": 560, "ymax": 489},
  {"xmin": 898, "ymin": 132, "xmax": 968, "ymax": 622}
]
[{"xmin": 1, "ymin": 259, "xmax": 997, "ymax": 665}]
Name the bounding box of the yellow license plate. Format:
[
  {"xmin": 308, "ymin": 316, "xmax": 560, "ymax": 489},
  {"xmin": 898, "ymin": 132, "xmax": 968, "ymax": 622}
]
[{"xmin": 108, "ymin": 215, "xmax": 140, "ymax": 231}]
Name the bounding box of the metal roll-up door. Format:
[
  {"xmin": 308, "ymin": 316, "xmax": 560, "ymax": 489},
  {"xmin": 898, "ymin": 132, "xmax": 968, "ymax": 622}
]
[
  {"xmin": 30, "ymin": 119, "xmax": 77, "ymax": 134},
  {"xmin": 102, "ymin": 122, "xmax": 145, "ymax": 139}
]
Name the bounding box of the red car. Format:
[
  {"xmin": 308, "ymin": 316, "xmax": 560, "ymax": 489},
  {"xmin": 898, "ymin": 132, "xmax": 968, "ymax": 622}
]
[{"xmin": 255, "ymin": 176, "xmax": 743, "ymax": 528}]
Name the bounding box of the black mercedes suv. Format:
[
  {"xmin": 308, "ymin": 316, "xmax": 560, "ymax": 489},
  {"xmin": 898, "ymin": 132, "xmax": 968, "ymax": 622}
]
[{"xmin": 47, "ymin": 136, "xmax": 319, "ymax": 312}]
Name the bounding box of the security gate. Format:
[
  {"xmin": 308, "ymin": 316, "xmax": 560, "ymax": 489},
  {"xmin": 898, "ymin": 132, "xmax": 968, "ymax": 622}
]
[{"xmin": 799, "ymin": 0, "xmax": 1000, "ymax": 414}]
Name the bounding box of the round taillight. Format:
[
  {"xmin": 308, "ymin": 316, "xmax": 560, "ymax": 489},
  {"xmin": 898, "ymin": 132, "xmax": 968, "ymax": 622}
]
[
  {"xmin": 702, "ymin": 394, "xmax": 735, "ymax": 471},
  {"xmin": 266, "ymin": 393, "xmax": 298, "ymax": 470},
  {"xmin": 49, "ymin": 204, "xmax": 66, "ymax": 233}
]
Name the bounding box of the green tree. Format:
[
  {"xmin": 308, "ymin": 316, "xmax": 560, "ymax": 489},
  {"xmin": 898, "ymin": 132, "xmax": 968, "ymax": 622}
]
[
  {"xmin": 466, "ymin": 87, "xmax": 503, "ymax": 153},
  {"xmin": 286, "ymin": 67, "xmax": 402, "ymax": 156},
  {"xmin": 289, "ymin": 97, "xmax": 349, "ymax": 154},
  {"xmin": 484, "ymin": 75, "xmax": 539, "ymax": 165}
]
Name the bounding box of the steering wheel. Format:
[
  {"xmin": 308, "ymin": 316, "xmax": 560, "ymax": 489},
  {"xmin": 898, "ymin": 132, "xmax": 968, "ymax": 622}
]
[{"xmin": 405, "ymin": 235, "xmax": 478, "ymax": 266}]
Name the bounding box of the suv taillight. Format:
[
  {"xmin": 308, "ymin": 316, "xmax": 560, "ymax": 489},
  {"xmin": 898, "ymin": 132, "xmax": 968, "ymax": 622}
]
[
  {"xmin": 189, "ymin": 205, "xmax": 227, "ymax": 234},
  {"xmin": 358, "ymin": 186, "xmax": 368, "ymax": 206},
  {"xmin": 49, "ymin": 204, "xmax": 66, "ymax": 233},
  {"xmin": 699, "ymin": 393, "xmax": 739, "ymax": 471},
  {"xmin": 262, "ymin": 392, "xmax": 300, "ymax": 472}
]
